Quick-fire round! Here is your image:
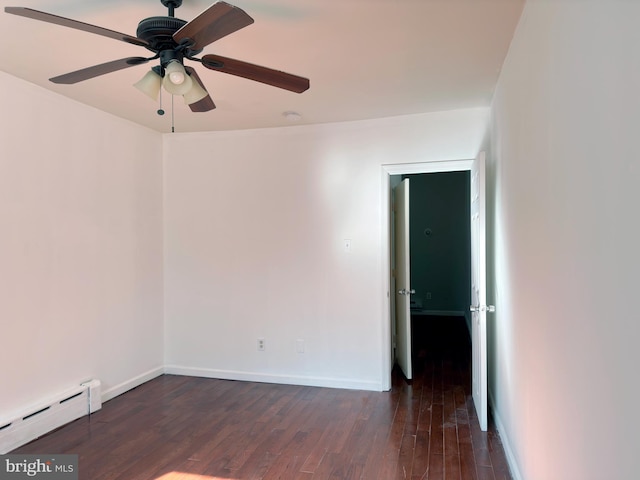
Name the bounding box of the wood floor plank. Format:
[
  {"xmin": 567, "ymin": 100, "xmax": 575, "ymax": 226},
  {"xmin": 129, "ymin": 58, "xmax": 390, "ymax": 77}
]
[
  {"xmin": 359, "ymin": 431, "xmax": 390, "ymax": 479},
  {"xmin": 411, "ymin": 429, "xmax": 430, "ymax": 480},
  {"xmin": 430, "ymin": 404, "xmax": 445, "ymax": 455},
  {"xmin": 459, "ymin": 442, "xmax": 479, "ymax": 480},
  {"xmin": 477, "ymin": 465, "xmax": 497, "ymax": 480},
  {"xmin": 395, "ymin": 433, "xmax": 416, "ymax": 479},
  {"xmin": 262, "ymin": 448, "xmax": 309, "ymax": 480},
  {"xmin": 444, "ymin": 454, "xmax": 462, "ymax": 480},
  {"xmin": 427, "ymin": 450, "xmax": 445, "ymax": 480},
  {"xmin": 311, "ymin": 451, "xmax": 351, "ymax": 479}
]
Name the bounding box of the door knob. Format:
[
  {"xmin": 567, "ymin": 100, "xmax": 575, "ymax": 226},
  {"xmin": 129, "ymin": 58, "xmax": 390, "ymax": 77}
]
[
  {"xmin": 470, "ymin": 305, "xmax": 496, "ymax": 313},
  {"xmin": 398, "ymin": 289, "xmax": 416, "ymax": 296}
]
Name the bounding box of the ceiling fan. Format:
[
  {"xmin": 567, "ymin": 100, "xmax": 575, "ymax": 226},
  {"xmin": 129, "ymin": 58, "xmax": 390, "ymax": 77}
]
[{"xmin": 4, "ymin": 0, "xmax": 310, "ymax": 112}]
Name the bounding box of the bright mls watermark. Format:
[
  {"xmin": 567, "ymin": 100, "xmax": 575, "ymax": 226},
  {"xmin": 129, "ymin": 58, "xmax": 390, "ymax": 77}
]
[{"xmin": 0, "ymin": 455, "xmax": 77, "ymax": 479}]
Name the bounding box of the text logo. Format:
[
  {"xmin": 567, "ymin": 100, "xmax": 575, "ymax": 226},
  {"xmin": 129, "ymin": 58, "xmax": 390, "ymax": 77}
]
[{"xmin": 0, "ymin": 455, "xmax": 77, "ymax": 479}]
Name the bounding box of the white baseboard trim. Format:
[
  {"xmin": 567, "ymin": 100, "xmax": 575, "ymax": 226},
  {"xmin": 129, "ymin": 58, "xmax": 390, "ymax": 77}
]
[
  {"xmin": 489, "ymin": 390, "xmax": 523, "ymax": 480},
  {"xmin": 101, "ymin": 366, "xmax": 165, "ymax": 403},
  {"xmin": 164, "ymin": 365, "xmax": 383, "ymax": 392}
]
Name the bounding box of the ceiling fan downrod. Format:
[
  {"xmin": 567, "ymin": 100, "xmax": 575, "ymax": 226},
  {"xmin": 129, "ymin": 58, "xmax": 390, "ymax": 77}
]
[{"xmin": 161, "ymin": 0, "xmax": 182, "ymax": 17}]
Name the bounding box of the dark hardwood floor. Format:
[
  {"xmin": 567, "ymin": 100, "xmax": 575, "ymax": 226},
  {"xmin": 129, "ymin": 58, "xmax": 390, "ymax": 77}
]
[{"xmin": 14, "ymin": 316, "xmax": 512, "ymax": 479}]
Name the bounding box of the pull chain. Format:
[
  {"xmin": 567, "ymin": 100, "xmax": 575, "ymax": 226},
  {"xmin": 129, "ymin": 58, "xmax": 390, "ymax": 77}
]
[
  {"xmin": 171, "ymin": 95, "xmax": 175, "ymax": 133},
  {"xmin": 156, "ymin": 88, "xmax": 175, "ymax": 133},
  {"xmin": 157, "ymin": 88, "xmax": 165, "ymax": 116}
]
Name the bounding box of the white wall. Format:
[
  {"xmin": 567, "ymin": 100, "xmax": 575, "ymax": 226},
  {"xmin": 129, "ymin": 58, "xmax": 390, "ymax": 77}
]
[
  {"xmin": 488, "ymin": 1, "xmax": 640, "ymax": 478},
  {"xmin": 163, "ymin": 109, "xmax": 488, "ymax": 390},
  {"xmin": 0, "ymin": 71, "xmax": 164, "ymax": 419}
]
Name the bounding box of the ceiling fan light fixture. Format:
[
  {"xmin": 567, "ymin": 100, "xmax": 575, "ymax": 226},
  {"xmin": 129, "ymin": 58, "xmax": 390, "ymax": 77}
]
[
  {"xmin": 133, "ymin": 69, "xmax": 162, "ymax": 100},
  {"xmin": 163, "ymin": 60, "xmax": 193, "ymax": 95},
  {"xmin": 183, "ymin": 78, "xmax": 209, "ymax": 105}
]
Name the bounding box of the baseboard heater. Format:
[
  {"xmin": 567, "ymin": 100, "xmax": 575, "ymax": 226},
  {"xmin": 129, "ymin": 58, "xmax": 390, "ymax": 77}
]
[{"xmin": 0, "ymin": 379, "xmax": 101, "ymax": 454}]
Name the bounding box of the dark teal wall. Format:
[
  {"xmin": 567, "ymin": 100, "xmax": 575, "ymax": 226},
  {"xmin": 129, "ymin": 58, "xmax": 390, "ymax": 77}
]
[{"xmin": 404, "ymin": 171, "xmax": 471, "ymax": 320}]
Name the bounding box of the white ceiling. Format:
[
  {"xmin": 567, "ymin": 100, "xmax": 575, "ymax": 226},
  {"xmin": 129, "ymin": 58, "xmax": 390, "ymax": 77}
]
[{"xmin": 0, "ymin": 0, "xmax": 524, "ymax": 133}]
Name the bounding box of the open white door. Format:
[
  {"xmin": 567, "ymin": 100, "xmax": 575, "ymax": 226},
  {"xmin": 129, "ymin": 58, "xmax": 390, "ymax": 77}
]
[
  {"xmin": 394, "ymin": 179, "xmax": 412, "ymax": 380},
  {"xmin": 470, "ymin": 152, "xmax": 492, "ymax": 431}
]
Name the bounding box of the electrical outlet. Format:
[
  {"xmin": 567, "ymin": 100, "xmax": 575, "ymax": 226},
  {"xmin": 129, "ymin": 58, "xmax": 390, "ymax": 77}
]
[
  {"xmin": 257, "ymin": 338, "xmax": 265, "ymax": 351},
  {"xmin": 296, "ymin": 339, "xmax": 305, "ymax": 353},
  {"xmin": 426, "ymin": 292, "xmax": 432, "ymax": 300}
]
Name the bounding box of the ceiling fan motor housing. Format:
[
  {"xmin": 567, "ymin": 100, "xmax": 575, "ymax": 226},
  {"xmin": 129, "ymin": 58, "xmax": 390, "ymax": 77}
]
[{"xmin": 137, "ymin": 16, "xmax": 187, "ymax": 52}]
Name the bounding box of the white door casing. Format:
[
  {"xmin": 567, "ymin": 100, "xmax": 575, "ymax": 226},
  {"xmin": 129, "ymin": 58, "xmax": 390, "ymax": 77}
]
[{"xmin": 381, "ymin": 159, "xmax": 485, "ymax": 410}]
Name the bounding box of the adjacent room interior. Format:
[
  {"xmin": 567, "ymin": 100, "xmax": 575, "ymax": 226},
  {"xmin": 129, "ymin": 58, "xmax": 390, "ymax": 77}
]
[{"xmin": 389, "ymin": 171, "xmax": 471, "ymax": 378}]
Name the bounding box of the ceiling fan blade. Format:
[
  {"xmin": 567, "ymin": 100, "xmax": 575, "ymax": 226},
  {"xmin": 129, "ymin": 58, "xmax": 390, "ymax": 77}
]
[
  {"xmin": 185, "ymin": 66, "xmax": 216, "ymax": 112},
  {"xmin": 50, "ymin": 57, "xmax": 150, "ymax": 84},
  {"xmin": 201, "ymin": 54, "xmax": 310, "ymax": 93},
  {"xmin": 4, "ymin": 7, "xmax": 148, "ymax": 47},
  {"xmin": 173, "ymin": 1, "xmax": 254, "ymax": 50}
]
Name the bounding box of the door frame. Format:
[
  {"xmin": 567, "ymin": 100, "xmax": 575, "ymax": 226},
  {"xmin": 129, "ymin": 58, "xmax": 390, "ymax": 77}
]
[{"xmin": 380, "ymin": 159, "xmax": 473, "ymax": 391}]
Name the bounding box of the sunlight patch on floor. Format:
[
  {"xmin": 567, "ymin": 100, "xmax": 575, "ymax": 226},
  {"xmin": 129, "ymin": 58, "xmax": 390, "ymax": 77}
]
[{"xmin": 155, "ymin": 472, "xmax": 236, "ymax": 480}]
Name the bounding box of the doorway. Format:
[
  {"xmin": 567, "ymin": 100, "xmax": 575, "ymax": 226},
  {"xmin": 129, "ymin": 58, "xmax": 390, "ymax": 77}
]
[
  {"xmin": 381, "ymin": 156, "xmax": 488, "ymax": 430},
  {"xmin": 380, "ymin": 161, "xmax": 474, "ymax": 374},
  {"xmin": 392, "ymin": 171, "xmax": 471, "ymax": 379}
]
